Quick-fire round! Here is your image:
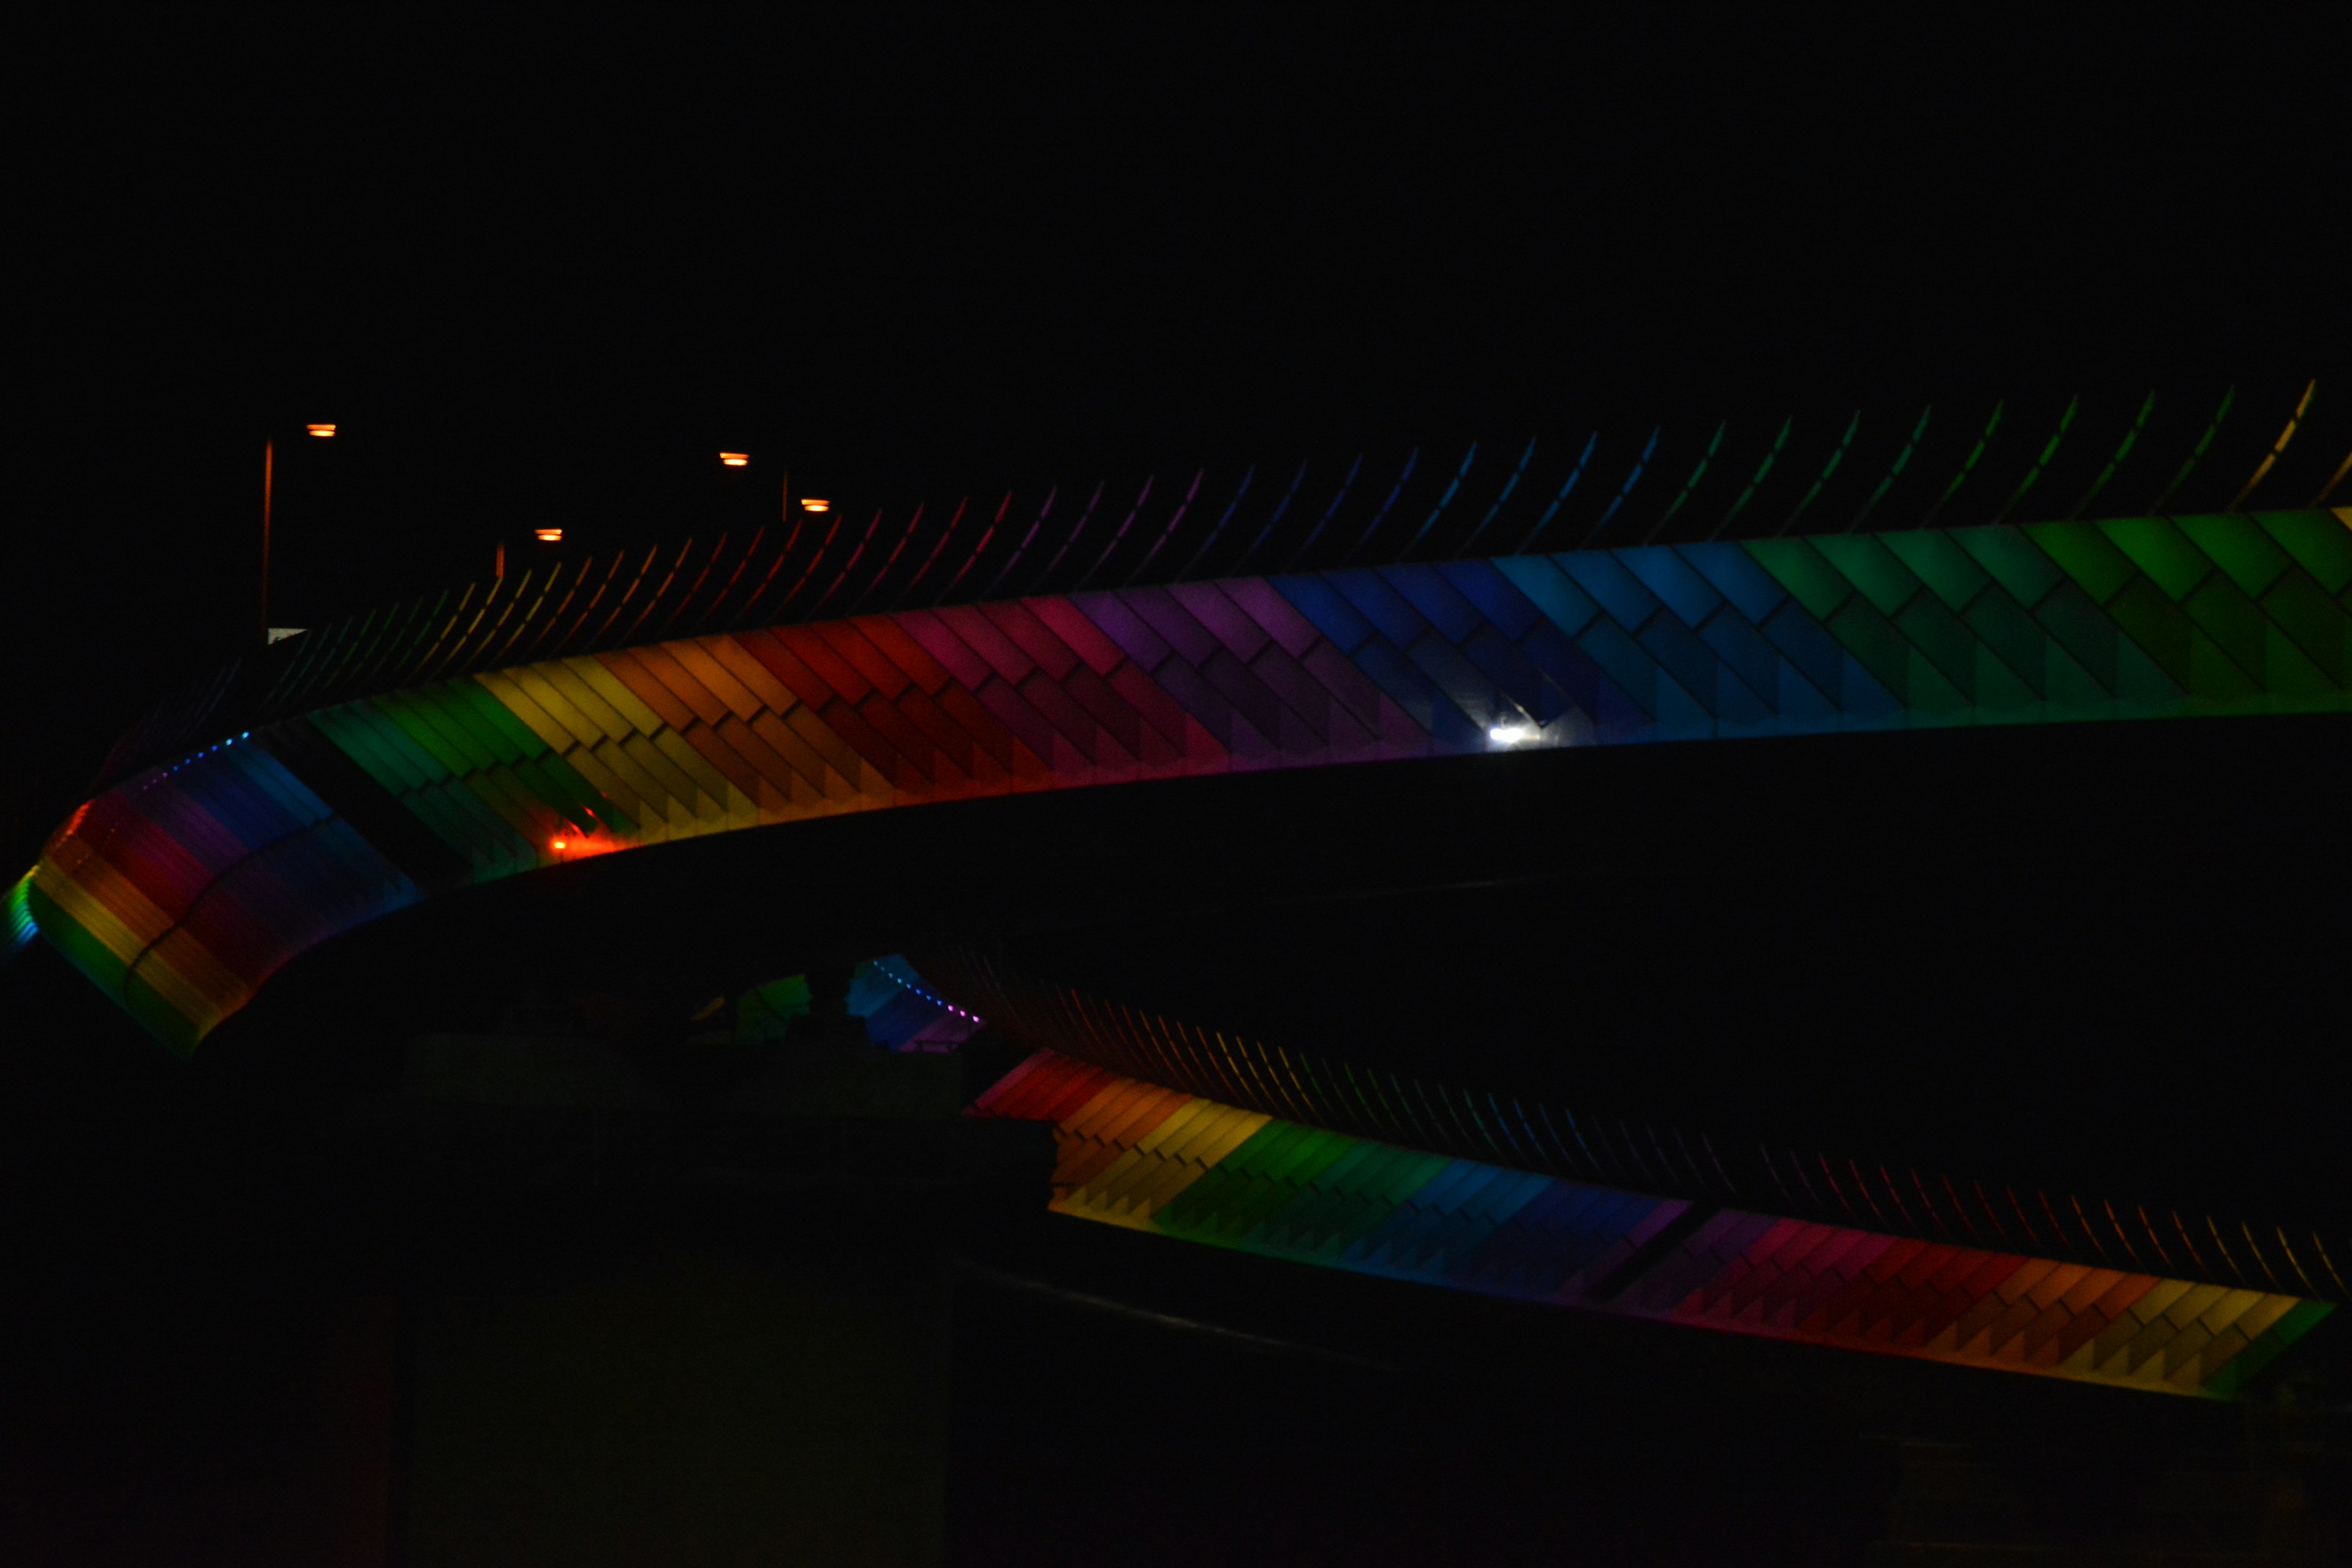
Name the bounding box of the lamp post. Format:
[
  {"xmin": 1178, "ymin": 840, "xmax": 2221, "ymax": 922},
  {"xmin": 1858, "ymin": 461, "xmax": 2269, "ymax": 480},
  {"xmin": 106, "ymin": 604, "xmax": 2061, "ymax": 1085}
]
[{"xmin": 261, "ymin": 423, "xmax": 337, "ymax": 647}]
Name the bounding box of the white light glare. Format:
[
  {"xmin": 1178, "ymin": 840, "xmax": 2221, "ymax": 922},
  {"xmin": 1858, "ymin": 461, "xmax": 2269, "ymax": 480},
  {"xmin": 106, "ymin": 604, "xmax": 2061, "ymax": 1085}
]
[{"xmin": 1487, "ymin": 722, "xmax": 1539, "ymax": 747}]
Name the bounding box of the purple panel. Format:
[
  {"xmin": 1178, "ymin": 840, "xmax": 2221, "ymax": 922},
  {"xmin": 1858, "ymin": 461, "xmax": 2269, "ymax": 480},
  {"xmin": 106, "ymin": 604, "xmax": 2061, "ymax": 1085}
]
[
  {"xmin": 1119, "ymin": 586, "xmax": 1225, "ymax": 667},
  {"xmin": 1027, "ymin": 597, "xmax": 1128, "ymax": 677},
  {"xmin": 1243, "ymin": 643, "xmax": 1333, "ymax": 741},
  {"xmin": 1219, "ymin": 576, "xmax": 1324, "ymax": 660},
  {"xmin": 1168, "ymin": 582, "xmax": 1272, "ymax": 664},
  {"xmin": 1071, "ymin": 591, "xmax": 1173, "ymax": 669}
]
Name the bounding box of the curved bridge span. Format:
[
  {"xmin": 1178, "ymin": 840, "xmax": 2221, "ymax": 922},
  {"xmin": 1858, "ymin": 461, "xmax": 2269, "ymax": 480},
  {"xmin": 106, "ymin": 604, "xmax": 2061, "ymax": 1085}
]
[{"xmin": 15, "ymin": 394, "xmax": 2352, "ymax": 1398}]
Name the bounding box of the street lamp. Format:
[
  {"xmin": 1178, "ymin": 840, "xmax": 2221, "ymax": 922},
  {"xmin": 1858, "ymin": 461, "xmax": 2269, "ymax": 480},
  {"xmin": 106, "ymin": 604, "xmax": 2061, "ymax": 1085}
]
[{"xmin": 261, "ymin": 423, "xmax": 337, "ymax": 647}]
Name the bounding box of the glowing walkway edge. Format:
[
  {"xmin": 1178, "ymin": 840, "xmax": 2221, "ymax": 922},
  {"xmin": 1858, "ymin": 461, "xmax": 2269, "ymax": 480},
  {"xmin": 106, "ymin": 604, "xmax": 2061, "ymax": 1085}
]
[
  {"xmin": 969, "ymin": 1049, "xmax": 2332, "ymax": 1400},
  {"xmin": 24, "ymin": 510, "xmax": 2352, "ymax": 1052}
]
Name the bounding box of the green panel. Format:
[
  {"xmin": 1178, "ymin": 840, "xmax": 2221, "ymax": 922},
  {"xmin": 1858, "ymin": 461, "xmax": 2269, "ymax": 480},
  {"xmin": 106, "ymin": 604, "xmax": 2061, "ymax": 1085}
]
[
  {"xmin": 121, "ymin": 967, "xmax": 201, "ymax": 1057},
  {"xmin": 1952, "ymin": 524, "xmax": 2063, "ymax": 608},
  {"xmin": 2258, "ymin": 570, "xmax": 2352, "ymax": 684},
  {"xmin": 349, "ymin": 701, "xmax": 459, "ymax": 790},
  {"xmin": 518, "ymin": 753, "xmax": 636, "ymax": 837},
  {"xmin": 1741, "ymin": 538, "xmax": 1853, "ymax": 620},
  {"xmin": 2180, "ymin": 578, "xmax": 2270, "ymax": 688},
  {"xmin": 1811, "ymin": 534, "xmax": 1922, "ymax": 616},
  {"xmin": 2103, "ymin": 578, "xmax": 2196, "ymax": 689},
  {"xmin": 313, "ymin": 705, "xmax": 435, "ymax": 794},
  {"xmin": 406, "ymin": 778, "xmax": 518, "ymax": 870},
  {"xmin": 1970, "ymin": 646, "xmax": 2042, "ymax": 718},
  {"xmin": 2031, "ymin": 581, "xmax": 2120, "ymax": 690},
  {"xmin": 391, "ymin": 687, "xmax": 502, "ymax": 774},
  {"xmin": 2256, "ymin": 510, "xmax": 2352, "ymax": 594},
  {"xmin": 1164, "ymin": 1122, "xmax": 1350, "ymax": 1241},
  {"xmin": 1825, "ymin": 598, "xmax": 1913, "ymax": 701},
  {"xmin": 431, "ymin": 681, "xmax": 541, "ymax": 767},
  {"xmin": 2185, "ymin": 630, "xmax": 2264, "ymax": 710},
  {"xmin": 2257, "ymin": 628, "xmax": 2341, "ymax": 710},
  {"xmin": 1879, "ymin": 529, "xmax": 1991, "ymax": 612},
  {"xmin": 1962, "ymin": 587, "xmax": 2052, "ymax": 697},
  {"xmin": 2099, "ymin": 516, "xmax": 2214, "ymax": 603},
  {"xmin": 1327, "ymin": 1142, "xmax": 1445, "ymax": 1210},
  {"xmin": 26, "ymin": 881, "xmax": 127, "ymax": 993},
  {"xmin": 1902, "ymin": 648, "xmax": 1972, "ymax": 723},
  {"xmin": 2174, "ymin": 514, "xmax": 2292, "ymax": 597},
  {"xmin": 2040, "ymin": 640, "xmax": 2116, "ymax": 720},
  {"xmin": 1893, "ymin": 595, "xmax": 1981, "ymax": 698},
  {"xmin": 2108, "ymin": 636, "xmax": 2185, "ymax": 719},
  {"xmin": 2204, "ymin": 1301, "xmax": 2334, "ymax": 1400},
  {"xmin": 2022, "ymin": 521, "xmax": 2138, "ymax": 605},
  {"xmin": 373, "ymin": 691, "xmax": 485, "ymax": 779}
]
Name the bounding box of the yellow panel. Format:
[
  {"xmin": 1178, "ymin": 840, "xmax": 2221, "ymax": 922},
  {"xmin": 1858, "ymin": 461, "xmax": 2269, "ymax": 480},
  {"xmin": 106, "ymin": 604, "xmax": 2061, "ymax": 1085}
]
[
  {"xmin": 554, "ymin": 744, "xmax": 654, "ymax": 829},
  {"xmin": 462, "ymin": 766, "xmax": 559, "ymax": 843},
  {"xmin": 631, "ymin": 642, "xmax": 734, "ymax": 728},
  {"xmin": 2192, "ymin": 1287, "xmax": 2266, "ymax": 1339},
  {"xmin": 36, "ymin": 860, "xmax": 168, "ymax": 967},
  {"xmin": 140, "ymin": 927, "xmax": 247, "ymax": 1018},
  {"xmin": 697, "ymin": 634, "xmax": 798, "ymax": 717},
  {"xmin": 560, "ymin": 656, "xmax": 669, "ymax": 739},
  {"xmin": 707, "ymin": 715, "xmax": 820, "ymax": 799},
  {"xmin": 1064, "ymin": 1077, "xmax": 1163, "ymax": 1139},
  {"xmin": 617, "ymin": 731, "xmax": 709, "ymax": 813},
  {"xmin": 514, "ymin": 663, "xmax": 633, "ymax": 746},
  {"xmin": 747, "ymin": 711, "xmax": 852, "ymax": 799},
  {"xmin": 584, "ymin": 736, "xmax": 678, "ymax": 820},
  {"xmin": 2161, "ymin": 1283, "xmax": 2231, "ymax": 1330},
  {"xmin": 649, "ymin": 730, "xmax": 737, "ymax": 817},
  {"xmin": 473, "ymin": 669, "xmax": 586, "ymax": 753}
]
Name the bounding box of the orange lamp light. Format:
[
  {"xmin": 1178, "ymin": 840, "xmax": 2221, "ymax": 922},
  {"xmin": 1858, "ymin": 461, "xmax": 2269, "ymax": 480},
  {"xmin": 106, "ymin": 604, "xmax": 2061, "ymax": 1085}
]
[
  {"xmin": 719, "ymin": 451, "xmax": 750, "ymax": 467},
  {"xmin": 306, "ymin": 423, "xmax": 337, "ymax": 438},
  {"xmin": 551, "ymin": 839, "xmax": 568, "ymax": 850},
  {"xmin": 534, "ymin": 527, "xmax": 564, "ymax": 543},
  {"xmin": 799, "ymin": 498, "xmax": 831, "ymax": 512}
]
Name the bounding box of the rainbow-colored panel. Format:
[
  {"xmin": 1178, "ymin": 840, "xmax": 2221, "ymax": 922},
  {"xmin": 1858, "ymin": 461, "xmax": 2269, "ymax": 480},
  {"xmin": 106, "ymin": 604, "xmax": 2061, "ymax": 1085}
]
[
  {"xmin": 23, "ymin": 509, "xmax": 2352, "ymax": 1050},
  {"xmin": 971, "ymin": 1050, "xmax": 2334, "ymax": 1399}
]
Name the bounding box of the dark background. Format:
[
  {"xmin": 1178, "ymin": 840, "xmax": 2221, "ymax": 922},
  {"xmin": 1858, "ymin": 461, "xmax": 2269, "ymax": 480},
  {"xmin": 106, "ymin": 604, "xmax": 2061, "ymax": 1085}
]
[{"xmin": 7, "ymin": 11, "xmax": 2351, "ymax": 1564}]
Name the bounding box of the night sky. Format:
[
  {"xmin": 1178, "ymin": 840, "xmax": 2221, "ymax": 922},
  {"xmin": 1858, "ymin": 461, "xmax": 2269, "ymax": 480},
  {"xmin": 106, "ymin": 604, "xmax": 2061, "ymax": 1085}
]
[{"xmin": 7, "ymin": 14, "xmax": 2351, "ymax": 1564}]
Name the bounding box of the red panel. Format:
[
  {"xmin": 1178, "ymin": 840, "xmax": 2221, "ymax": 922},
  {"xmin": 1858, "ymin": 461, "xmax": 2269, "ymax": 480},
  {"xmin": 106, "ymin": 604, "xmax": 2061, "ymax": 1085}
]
[
  {"xmin": 979, "ymin": 601, "xmax": 1082, "ymax": 681},
  {"xmin": 813, "ymin": 622, "xmax": 914, "ymax": 700},
  {"xmin": 854, "ymin": 615, "xmax": 960, "ymax": 696},
  {"xmin": 771, "ymin": 625, "xmax": 875, "ymax": 705}
]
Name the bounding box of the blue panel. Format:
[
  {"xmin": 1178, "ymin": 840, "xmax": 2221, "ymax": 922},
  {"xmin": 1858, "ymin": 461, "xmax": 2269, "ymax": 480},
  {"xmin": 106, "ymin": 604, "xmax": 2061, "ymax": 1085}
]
[
  {"xmin": 1679, "ymin": 541, "xmax": 1792, "ymax": 625},
  {"xmin": 1556, "ymin": 551, "xmax": 1664, "ymax": 630},
  {"xmin": 1434, "ymin": 559, "xmax": 1543, "ymax": 641},
  {"xmin": 1619, "ymin": 545, "xmax": 1725, "ymax": 628},
  {"xmin": 1491, "ymin": 556, "xmax": 1602, "ymax": 636},
  {"xmin": 1324, "ymin": 568, "xmax": 1435, "ymax": 650},
  {"xmin": 1381, "ymin": 564, "xmax": 1487, "ymax": 644},
  {"xmin": 1267, "ymin": 573, "xmax": 1377, "ymax": 654}
]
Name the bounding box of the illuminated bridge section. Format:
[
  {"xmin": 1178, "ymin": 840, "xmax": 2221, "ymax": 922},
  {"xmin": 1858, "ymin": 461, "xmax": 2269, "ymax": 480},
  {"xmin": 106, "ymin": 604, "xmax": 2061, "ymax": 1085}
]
[
  {"xmin": 970, "ymin": 1049, "xmax": 2331, "ymax": 1400},
  {"xmin": 21, "ymin": 508, "xmax": 2352, "ymax": 1050}
]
